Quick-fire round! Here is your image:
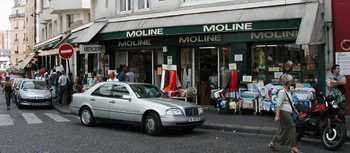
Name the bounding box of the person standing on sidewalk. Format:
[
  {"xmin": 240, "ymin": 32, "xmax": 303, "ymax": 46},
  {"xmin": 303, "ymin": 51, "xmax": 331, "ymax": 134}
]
[
  {"xmin": 269, "ymin": 74, "xmax": 302, "ymax": 153},
  {"xmin": 3, "ymin": 77, "xmax": 13, "ymax": 110},
  {"xmin": 327, "ymin": 64, "xmax": 347, "ymax": 109},
  {"xmin": 58, "ymin": 72, "xmax": 68, "ymax": 104}
]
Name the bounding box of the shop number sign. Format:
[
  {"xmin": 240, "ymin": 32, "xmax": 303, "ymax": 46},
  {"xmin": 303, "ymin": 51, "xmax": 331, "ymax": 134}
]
[{"xmin": 59, "ymin": 43, "xmax": 74, "ymax": 59}]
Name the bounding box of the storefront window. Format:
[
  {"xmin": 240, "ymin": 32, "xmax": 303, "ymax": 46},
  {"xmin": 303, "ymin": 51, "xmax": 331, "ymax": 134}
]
[
  {"xmin": 180, "ymin": 46, "xmax": 231, "ymax": 105},
  {"xmin": 251, "ymin": 44, "xmax": 317, "ymax": 84}
]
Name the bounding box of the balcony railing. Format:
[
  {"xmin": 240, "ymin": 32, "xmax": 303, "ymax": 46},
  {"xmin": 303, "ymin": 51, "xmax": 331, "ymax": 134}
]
[{"xmin": 9, "ymin": 13, "xmax": 25, "ymax": 18}]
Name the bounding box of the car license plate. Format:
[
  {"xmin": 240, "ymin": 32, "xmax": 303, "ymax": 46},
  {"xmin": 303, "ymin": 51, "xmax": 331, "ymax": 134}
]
[{"xmin": 188, "ymin": 117, "xmax": 200, "ymax": 122}]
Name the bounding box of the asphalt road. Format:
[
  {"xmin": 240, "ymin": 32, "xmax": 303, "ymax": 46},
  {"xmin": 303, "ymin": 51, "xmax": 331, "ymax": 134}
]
[{"xmin": 1, "ymin": 93, "xmax": 349, "ymax": 153}]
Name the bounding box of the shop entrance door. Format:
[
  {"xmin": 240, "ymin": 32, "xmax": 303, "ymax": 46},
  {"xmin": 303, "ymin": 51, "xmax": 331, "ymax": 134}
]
[
  {"xmin": 196, "ymin": 47, "xmax": 218, "ymax": 105},
  {"xmin": 128, "ymin": 50, "xmax": 153, "ymax": 83}
]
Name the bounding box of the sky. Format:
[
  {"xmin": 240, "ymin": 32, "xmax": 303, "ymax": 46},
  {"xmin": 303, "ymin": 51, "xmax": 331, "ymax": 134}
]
[{"xmin": 0, "ymin": 0, "xmax": 14, "ymax": 30}]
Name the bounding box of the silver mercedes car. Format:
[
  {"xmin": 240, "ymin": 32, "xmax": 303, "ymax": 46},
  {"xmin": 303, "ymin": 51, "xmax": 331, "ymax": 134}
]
[{"xmin": 70, "ymin": 82, "xmax": 205, "ymax": 135}]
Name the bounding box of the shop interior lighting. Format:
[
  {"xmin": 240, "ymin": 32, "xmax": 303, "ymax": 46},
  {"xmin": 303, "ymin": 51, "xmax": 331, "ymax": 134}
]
[
  {"xmin": 255, "ymin": 44, "xmax": 278, "ymax": 47},
  {"xmin": 199, "ymin": 46, "xmax": 216, "ymax": 49}
]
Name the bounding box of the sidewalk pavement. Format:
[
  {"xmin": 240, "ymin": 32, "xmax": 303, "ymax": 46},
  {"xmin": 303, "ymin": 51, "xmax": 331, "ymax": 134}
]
[{"xmin": 53, "ymin": 104, "xmax": 350, "ymax": 139}]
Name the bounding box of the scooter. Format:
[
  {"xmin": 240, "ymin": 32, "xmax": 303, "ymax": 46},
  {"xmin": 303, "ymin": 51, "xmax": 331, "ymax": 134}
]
[{"xmin": 296, "ymin": 94, "xmax": 346, "ymax": 150}]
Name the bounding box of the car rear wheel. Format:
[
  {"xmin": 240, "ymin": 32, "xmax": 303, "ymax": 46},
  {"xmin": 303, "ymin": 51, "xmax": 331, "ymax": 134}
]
[
  {"xmin": 80, "ymin": 107, "xmax": 95, "ymax": 126},
  {"xmin": 144, "ymin": 112, "xmax": 162, "ymax": 136}
]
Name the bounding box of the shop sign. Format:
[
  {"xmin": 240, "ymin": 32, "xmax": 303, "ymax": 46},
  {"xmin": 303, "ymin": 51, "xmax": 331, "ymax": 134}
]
[
  {"xmin": 203, "ymin": 23, "xmax": 253, "ymax": 32},
  {"xmin": 126, "ymin": 28, "xmax": 164, "ymax": 38},
  {"xmin": 80, "ymin": 44, "xmax": 105, "ymax": 54},
  {"xmin": 100, "ymin": 19, "xmax": 301, "ymax": 40},
  {"xmin": 250, "ymin": 30, "xmax": 298, "ymax": 40},
  {"xmin": 178, "ymin": 35, "xmax": 222, "ymax": 44},
  {"xmin": 118, "ymin": 39, "xmax": 152, "ymax": 47}
]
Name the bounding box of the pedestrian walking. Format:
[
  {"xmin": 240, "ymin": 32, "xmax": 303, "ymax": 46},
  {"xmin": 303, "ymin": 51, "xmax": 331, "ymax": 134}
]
[
  {"xmin": 268, "ymin": 74, "xmax": 302, "ymax": 153},
  {"xmin": 58, "ymin": 72, "xmax": 68, "ymax": 104},
  {"xmin": 3, "ymin": 77, "xmax": 13, "ymax": 110}
]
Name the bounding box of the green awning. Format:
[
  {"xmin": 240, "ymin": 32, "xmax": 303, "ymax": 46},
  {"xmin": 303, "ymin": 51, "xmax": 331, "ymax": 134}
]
[
  {"xmin": 33, "ymin": 34, "xmax": 64, "ymax": 50},
  {"xmin": 98, "ymin": 2, "xmax": 310, "ymax": 41}
]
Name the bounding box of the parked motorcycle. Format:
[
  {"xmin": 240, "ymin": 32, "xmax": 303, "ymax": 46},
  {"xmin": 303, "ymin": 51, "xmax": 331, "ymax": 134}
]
[{"xmin": 295, "ymin": 93, "xmax": 346, "ymax": 150}]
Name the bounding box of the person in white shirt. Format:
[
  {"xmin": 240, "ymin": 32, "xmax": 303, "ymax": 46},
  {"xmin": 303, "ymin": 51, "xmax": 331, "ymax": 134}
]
[
  {"xmin": 269, "ymin": 74, "xmax": 301, "ymax": 153},
  {"xmin": 58, "ymin": 72, "xmax": 68, "ymax": 104},
  {"xmin": 107, "ymin": 72, "xmax": 119, "ymax": 82}
]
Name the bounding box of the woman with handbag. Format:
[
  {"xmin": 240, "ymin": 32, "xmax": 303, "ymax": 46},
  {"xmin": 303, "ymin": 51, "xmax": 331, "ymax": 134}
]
[{"xmin": 268, "ymin": 74, "xmax": 302, "ymax": 153}]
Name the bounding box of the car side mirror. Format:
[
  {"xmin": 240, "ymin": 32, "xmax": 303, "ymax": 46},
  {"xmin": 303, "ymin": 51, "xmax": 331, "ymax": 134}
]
[{"xmin": 122, "ymin": 95, "xmax": 131, "ymax": 101}]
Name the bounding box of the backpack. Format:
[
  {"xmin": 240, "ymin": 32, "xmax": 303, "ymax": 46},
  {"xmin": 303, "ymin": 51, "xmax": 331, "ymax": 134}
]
[{"xmin": 4, "ymin": 81, "xmax": 12, "ymax": 93}]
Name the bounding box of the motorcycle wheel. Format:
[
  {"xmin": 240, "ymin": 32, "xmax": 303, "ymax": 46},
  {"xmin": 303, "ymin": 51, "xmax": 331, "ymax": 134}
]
[{"xmin": 321, "ymin": 122, "xmax": 346, "ymax": 150}]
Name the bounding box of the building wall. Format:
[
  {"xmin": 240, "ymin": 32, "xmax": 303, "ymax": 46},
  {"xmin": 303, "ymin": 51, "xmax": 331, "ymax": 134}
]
[
  {"xmin": 25, "ymin": 0, "xmax": 36, "ymax": 53},
  {"xmin": 91, "ymin": 0, "xmax": 181, "ymax": 20},
  {"xmin": 38, "ymin": 0, "xmax": 91, "ymax": 43},
  {"xmin": 0, "ymin": 31, "xmax": 11, "ymax": 71},
  {"xmin": 9, "ymin": 0, "xmax": 26, "ymax": 66}
]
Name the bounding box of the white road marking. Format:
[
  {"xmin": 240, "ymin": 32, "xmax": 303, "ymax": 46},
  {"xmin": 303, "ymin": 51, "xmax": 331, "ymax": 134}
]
[
  {"xmin": 22, "ymin": 113, "xmax": 43, "ymax": 124},
  {"xmin": 0, "ymin": 114, "xmax": 14, "ymax": 126},
  {"xmin": 44, "ymin": 113, "xmax": 70, "ymax": 122}
]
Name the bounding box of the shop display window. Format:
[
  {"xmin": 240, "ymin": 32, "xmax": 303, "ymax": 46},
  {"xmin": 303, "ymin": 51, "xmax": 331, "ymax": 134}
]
[{"xmin": 251, "ymin": 44, "xmax": 317, "ymax": 84}]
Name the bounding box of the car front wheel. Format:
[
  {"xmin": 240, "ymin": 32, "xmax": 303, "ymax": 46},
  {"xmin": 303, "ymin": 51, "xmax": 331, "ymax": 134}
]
[
  {"xmin": 80, "ymin": 107, "xmax": 95, "ymax": 126},
  {"xmin": 144, "ymin": 112, "xmax": 162, "ymax": 136}
]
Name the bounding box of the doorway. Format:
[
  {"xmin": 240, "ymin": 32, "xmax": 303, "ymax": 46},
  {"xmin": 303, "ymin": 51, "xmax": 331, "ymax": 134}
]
[
  {"xmin": 196, "ymin": 47, "xmax": 218, "ymax": 105},
  {"xmin": 128, "ymin": 50, "xmax": 153, "ymax": 83}
]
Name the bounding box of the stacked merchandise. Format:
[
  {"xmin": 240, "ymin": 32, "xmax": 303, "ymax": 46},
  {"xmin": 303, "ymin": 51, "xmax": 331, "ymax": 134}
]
[
  {"xmin": 240, "ymin": 83, "xmax": 260, "ymax": 112},
  {"xmin": 261, "ymin": 83, "xmax": 284, "ymax": 112},
  {"xmin": 292, "ymin": 87, "xmax": 315, "ymax": 112}
]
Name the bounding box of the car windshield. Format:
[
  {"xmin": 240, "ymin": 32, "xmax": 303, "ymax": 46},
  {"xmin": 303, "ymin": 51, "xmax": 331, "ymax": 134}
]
[
  {"xmin": 22, "ymin": 81, "xmax": 48, "ymax": 90},
  {"xmin": 130, "ymin": 84, "xmax": 167, "ymax": 98}
]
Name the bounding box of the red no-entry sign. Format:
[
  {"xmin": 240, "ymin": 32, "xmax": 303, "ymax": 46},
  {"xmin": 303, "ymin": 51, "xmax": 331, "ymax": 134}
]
[{"xmin": 59, "ymin": 43, "xmax": 74, "ymax": 59}]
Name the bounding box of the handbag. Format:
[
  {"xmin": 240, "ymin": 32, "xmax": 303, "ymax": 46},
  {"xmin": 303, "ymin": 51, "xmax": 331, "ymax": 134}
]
[{"xmin": 285, "ymin": 90, "xmax": 300, "ymax": 120}]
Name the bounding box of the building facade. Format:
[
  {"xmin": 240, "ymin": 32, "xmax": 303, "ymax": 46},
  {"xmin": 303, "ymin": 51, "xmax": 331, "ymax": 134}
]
[
  {"xmin": 34, "ymin": 0, "xmax": 91, "ymax": 77},
  {"xmin": 0, "ymin": 31, "xmax": 11, "ymax": 71},
  {"xmin": 25, "ymin": 0, "xmax": 37, "ymax": 53},
  {"xmin": 9, "ymin": 0, "xmax": 26, "ymax": 66},
  {"xmin": 71, "ymin": 0, "xmax": 323, "ymax": 105}
]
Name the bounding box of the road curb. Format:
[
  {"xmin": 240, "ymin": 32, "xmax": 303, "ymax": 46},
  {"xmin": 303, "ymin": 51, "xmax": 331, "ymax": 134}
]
[
  {"xmin": 200, "ymin": 123, "xmax": 276, "ymax": 135},
  {"xmin": 52, "ymin": 104, "xmax": 72, "ymax": 115},
  {"xmin": 200, "ymin": 123, "xmax": 350, "ymax": 141}
]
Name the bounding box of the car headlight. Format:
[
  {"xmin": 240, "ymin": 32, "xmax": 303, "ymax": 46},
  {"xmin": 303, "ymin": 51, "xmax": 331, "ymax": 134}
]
[
  {"xmin": 20, "ymin": 94, "xmax": 30, "ymax": 99},
  {"xmin": 198, "ymin": 107, "xmax": 204, "ymax": 115},
  {"xmin": 166, "ymin": 108, "xmax": 184, "ymax": 116}
]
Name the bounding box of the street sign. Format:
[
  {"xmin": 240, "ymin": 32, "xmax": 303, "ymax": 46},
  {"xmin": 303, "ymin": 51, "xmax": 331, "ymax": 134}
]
[{"xmin": 59, "ymin": 43, "xmax": 74, "ymax": 59}]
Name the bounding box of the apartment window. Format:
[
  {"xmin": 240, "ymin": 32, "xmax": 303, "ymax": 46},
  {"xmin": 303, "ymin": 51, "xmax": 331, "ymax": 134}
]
[
  {"xmin": 40, "ymin": 0, "xmax": 44, "ymax": 10},
  {"xmin": 120, "ymin": 0, "xmax": 131, "ymax": 12},
  {"xmin": 105, "ymin": 0, "xmax": 109, "ymax": 8},
  {"xmin": 67, "ymin": 14, "xmax": 74, "ymax": 28},
  {"xmin": 15, "ymin": 34, "xmax": 18, "ymax": 41},
  {"xmin": 138, "ymin": 0, "xmax": 149, "ymax": 9}
]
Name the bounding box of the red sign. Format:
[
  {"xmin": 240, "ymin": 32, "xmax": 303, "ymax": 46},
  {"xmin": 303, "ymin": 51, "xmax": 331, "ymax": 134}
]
[{"xmin": 59, "ymin": 43, "xmax": 74, "ymax": 59}]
